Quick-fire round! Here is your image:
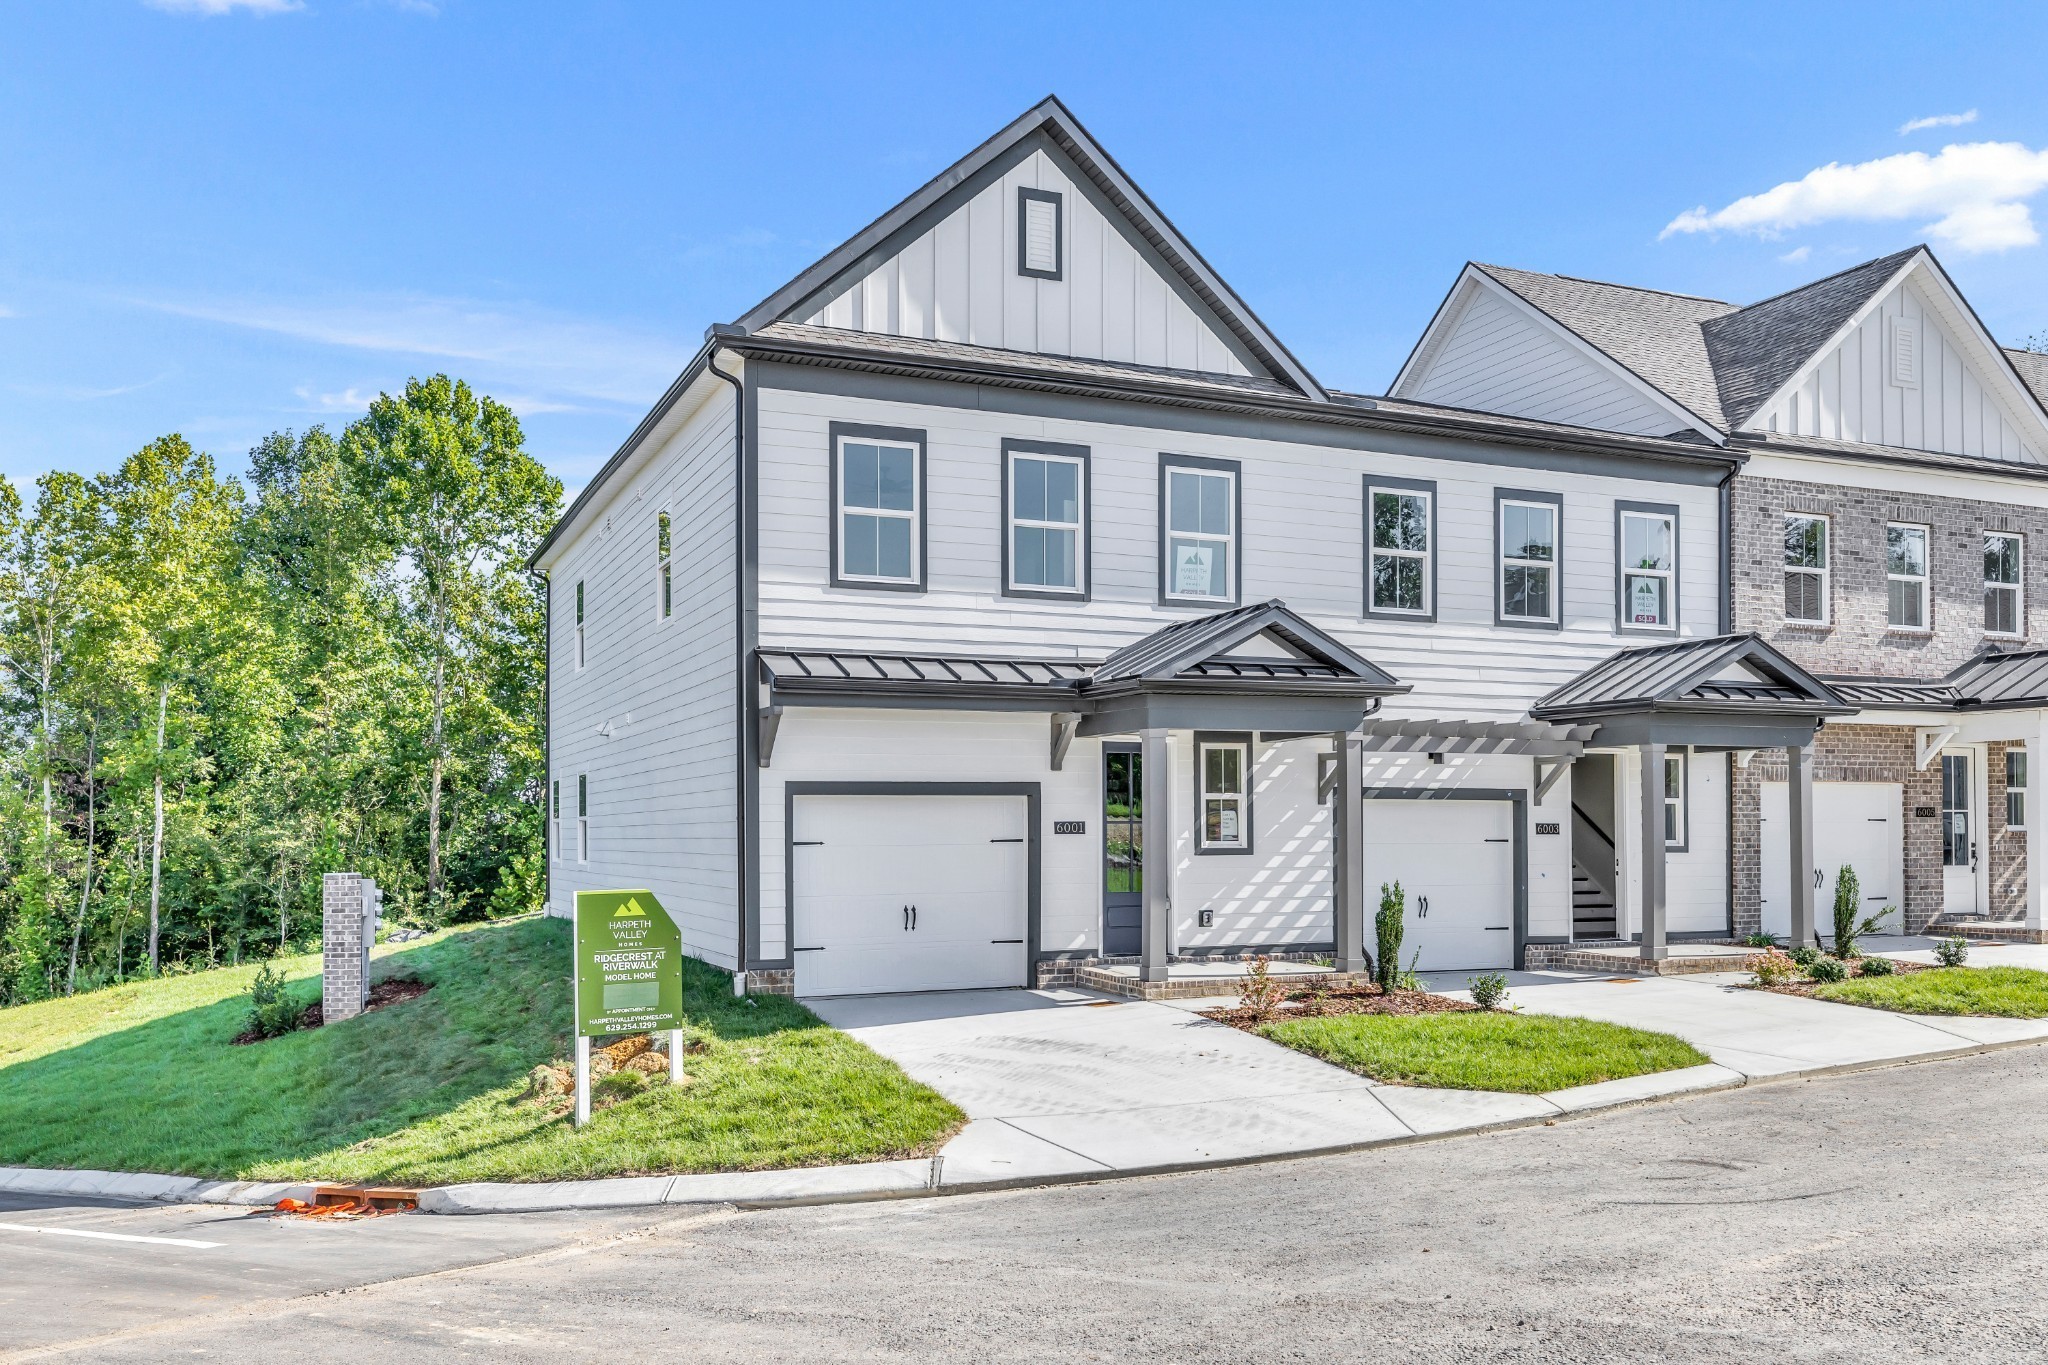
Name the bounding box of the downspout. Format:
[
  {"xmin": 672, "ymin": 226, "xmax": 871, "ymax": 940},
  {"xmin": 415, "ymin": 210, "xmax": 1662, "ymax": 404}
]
[
  {"xmin": 1718, "ymin": 466, "xmax": 1735, "ymax": 636},
  {"xmin": 708, "ymin": 339, "xmax": 749, "ymax": 993}
]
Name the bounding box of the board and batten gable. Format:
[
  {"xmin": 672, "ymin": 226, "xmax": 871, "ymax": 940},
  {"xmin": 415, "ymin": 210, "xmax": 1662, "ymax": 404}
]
[
  {"xmin": 800, "ymin": 142, "xmax": 1258, "ymax": 378},
  {"xmin": 752, "ymin": 365, "xmax": 1727, "ymax": 724},
  {"xmin": 1742, "ymin": 269, "xmax": 2048, "ymax": 464},
  {"xmin": 544, "ymin": 378, "xmax": 742, "ymax": 968},
  {"xmin": 1394, "ymin": 275, "xmax": 1690, "ymax": 438}
]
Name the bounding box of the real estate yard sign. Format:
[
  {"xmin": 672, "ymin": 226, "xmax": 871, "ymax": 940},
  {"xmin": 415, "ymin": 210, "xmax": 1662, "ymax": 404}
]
[{"xmin": 574, "ymin": 889, "xmax": 684, "ymax": 1036}]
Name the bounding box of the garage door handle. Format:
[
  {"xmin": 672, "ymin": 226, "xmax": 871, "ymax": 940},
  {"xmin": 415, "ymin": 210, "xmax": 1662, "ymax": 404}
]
[
  {"xmin": 990, "ymin": 837, "xmax": 1024, "ymax": 843},
  {"xmin": 794, "ymin": 840, "xmax": 824, "ymax": 846},
  {"xmin": 991, "ymin": 938, "xmax": 1023, "ymax": 945},
  {"xmin": 794, "ymin": 946, "xmax": 825, "ymax": 952},
  {"xmin": 1484, "ymin": 838, "xmax": 1510, "ymax": 843},
  {"xmin": 1485, "ymin": 926, "xmax": 1509, "ymax": 931},
  {"xmin": 1416, "ymin": 895, "xmax": 1429, "ymax": 917}
]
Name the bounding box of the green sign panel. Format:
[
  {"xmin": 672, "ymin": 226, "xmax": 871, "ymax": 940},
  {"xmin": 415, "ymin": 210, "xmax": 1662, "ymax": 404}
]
[{"xmin": 574, "ymin": 889, "xmax": 685, "ymax": 1037}]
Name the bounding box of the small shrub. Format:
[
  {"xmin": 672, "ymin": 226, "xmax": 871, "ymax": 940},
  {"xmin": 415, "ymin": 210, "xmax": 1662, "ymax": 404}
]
[
  {"xmin": 1787, "ymin": 945, "xmax": 1821, "ymax": 968},
  {"xmin": 1238, "ymin": 955, "xmax": 1286, "ymax": 1022},
  {"xmin": 1829, "ymin": 865, "xmax": 1889, "ymax": 958},
  {"xmin": 1748, "ymin": 948, "xmax": 1800, "ymax": 986},
  {"xmin": 1375, "ymin": 882, "xmax": 1406, "ymax": 992},
  {"xmin": 1935, "ymin": 936, "xmax": 1971, "ymax": 968},
  {"xmin": 1742, "ymin": 932, "xmax": 1779, "ymax": 949},
  {"xmin": 1857, "ymin": 954, "xmax": 1896, "ymax": 977},
  {"xmin": 1468, "ymin": 973, "xmax": 1510, "ymax": 1011},
  {"xmin": 244, "ymin": 962, "xmax": 305, "ymax": 1039},
  {"xmin": 1805, "ymin": 956, "xmax": 1848, "ymax": 984},
  {"xmin": 1394, "ymin": 946, "xmax": 1425, "ymax": 993}
]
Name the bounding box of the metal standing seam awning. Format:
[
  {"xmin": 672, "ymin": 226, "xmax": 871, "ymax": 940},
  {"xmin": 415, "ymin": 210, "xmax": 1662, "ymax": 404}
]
[
  {"xmin": 753, "ymin": 599, "xmax": 1412, "ymax": 767},
  {"xmin": 1821, "ymin": 647, "xmax": 2048, "ymax": 763}
]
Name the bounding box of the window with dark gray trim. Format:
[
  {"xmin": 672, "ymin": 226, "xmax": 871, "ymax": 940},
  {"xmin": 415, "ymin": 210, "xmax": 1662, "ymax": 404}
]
[
  {"xmin": 1987, "ymin": 532, "xmax": 2024, "ymax": 637},
  {"xmin": 656, "ymin": 511, "xmax": 672, "ymax": 621},
  {"xmin": 574, "ymin": 580, "xmax": 586, "ymax": 668},
  {"xmin": 1194, "ymin": 732, "xmax": 1252, "ymax": 854},
  {"xmin": 1616, "ymin": 501, "xmax": 1678, "ymax": 633},
  {"xmin": 576, "ymin": 773, "xmax": 589, "ymax": 863},
  {"xmin": 829, "ymin": 422, "xmax": 927, "ymax": 592},
  {"xmin": 1017, "ymin": 187, "xmax": 1063, "ymax": 280},
  {"xmin": 1001, "ymin": 438, "xmax": 1089, "ymax": 599},
  {"xmin": 1160, "ymin": 454, "xmax": 1240, "ymax": 606},
  {"xmin": 551, "ymin": 779, "xmax": 561, "ymax": 862},
  {"xmin": 1365, "ymin": 476, "xmax": 1435, "ymax": 620},
  {"xmin": 1495, "ymin": 489, "xmax": 1561, "ymax": 628},
  {"xmin": 1664, "ymin": 749, "xmax": 1688, "ymax": 851}
]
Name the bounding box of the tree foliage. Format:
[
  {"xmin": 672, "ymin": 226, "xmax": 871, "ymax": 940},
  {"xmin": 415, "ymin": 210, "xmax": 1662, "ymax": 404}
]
[{"xmin": 0, "ymin": 376, "xmax": 561, "ymax": 1003}]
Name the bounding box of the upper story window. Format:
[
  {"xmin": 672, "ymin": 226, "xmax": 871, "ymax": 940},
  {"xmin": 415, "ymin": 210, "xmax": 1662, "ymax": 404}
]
[
  {"xmin": 551, "ymin": 779, "xmax": 561, "ymax": 861},
  {"xmin": 1195, "ymin": 733, "xmax": 1251, "ymax": 854},
  {"xmin": 1986, "ymin": 532, "xmax": 2024, "ymax": 637},
  {"xmin": 574, "ymin": 580, "xmax": 586, "ymax": 668},
  {"xmin": 1784, "ymin": 513, "xmax": 1830, "ymax": 625},
  {"xmin": 1617, "ymin": 503, "xmax": 1677, "ymax": 633},
  {"xmin": 830, "ymin": 423, "xmax": 926, "ymax": 592},
  {"xmin": 1017, "ymin": 188, "xmax": 1063, "ymax": 280},
  {"xmin": 1161, "ymin": 455, "xmax": 1239, "ymax": 606},
  {"xmin": 1664, "ymin": 750, "xmax": 1689, "ymax": 850},
  {"xmin": 1366, "ymin": 478, "xmax": 1434, "ymax": 620},
  {"xmin": 576, "ymin": 773, "xmax": 589, "ymax": 862},
  {"xmin": 1496, "ymin": 490, "xmax": 1561, "ymax": 628},
  {"xmin": 1003, "ymin": 440, "xmax": 1088, "ymax": 599},
  {"xmin": 656, "ymin": 511, "xmax": 672, "ymax": 621},
  {"xmin": 1886, "ymin": 523, "xmax": 1930, "ymax": 630}
]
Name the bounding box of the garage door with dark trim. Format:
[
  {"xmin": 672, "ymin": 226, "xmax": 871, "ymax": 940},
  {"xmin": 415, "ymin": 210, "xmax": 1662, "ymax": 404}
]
[
  {"xmin": 790, "ymin": 794, "xmax": 1029, "ymax": 996},
  {"xmin": 1362, "ymin": 800, "xmax": 1516, "ymax": 972}
]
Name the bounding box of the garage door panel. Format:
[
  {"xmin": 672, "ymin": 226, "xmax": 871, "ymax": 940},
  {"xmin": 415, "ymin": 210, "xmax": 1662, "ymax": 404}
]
[
  {"xmin": 792, "ymin": 794, "xmax": 1029, "ymax": 997},
  {"xmin": 1362, "ymin": 800, "xmax": 1515, "ymax": 972},
  {"xmin": 1760, "ymin": 782, "xmax": 1902, "ymax": 938}
]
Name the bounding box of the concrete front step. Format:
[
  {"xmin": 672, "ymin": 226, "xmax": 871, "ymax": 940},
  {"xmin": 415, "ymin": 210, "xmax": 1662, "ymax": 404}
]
[
  {"xmin": 1072, "ymin": 964, "xmax": 1375, "ymax": 1001},
  {"xmin": 1524, "ymin": 941, "xmax": 1757, "ymax": 976},
  {"xmin": 1930, "ymin": 919, "xmax": 2048, "ymax": 944}
]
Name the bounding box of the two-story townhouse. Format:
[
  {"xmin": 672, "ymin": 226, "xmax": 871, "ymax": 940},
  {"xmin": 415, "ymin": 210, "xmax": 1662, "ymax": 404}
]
[
  {"xmin": 1395, "ymin": 246, "xmax": 2048, "ymax": 942},
  {"xmin": 531, "ymin": 97, "xmax": 1841, "ymax": 999}
]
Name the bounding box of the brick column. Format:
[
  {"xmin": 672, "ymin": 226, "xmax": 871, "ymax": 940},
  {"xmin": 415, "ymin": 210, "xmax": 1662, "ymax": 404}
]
[{"xmin": 322, "ymin": 872, "xmax": 380, "ymax": 1022}]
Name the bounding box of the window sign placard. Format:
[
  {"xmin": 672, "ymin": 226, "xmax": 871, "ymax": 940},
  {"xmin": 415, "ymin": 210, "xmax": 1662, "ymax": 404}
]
[
  {"xmin": 1174, "ymin": 543, "xmax": 1214, "ymax": 596},
  {"xmin": 1630, "ymin": 576, "xmax": 1663, "ymax": 625},
  {"xmin": 575, "ymin": 889, "xmax": 685, "ymax": 1038}
]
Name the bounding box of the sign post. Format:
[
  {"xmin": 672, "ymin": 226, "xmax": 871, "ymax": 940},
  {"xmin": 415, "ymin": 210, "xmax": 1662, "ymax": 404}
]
[{"xmin": 572, "ymin": 889, "xmax": 686, "ymax": 1127}]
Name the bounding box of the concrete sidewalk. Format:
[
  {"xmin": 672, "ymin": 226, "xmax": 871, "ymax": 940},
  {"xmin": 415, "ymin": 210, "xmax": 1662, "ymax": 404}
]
[{"xmin": 13, "ymin": 939, "xmax": 2048, "ymax": 1217}]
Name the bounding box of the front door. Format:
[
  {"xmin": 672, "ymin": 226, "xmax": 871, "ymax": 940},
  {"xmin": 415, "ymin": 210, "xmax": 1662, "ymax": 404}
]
[
  {"xmin": 1103, "ymin": 745, "xmax": 1142, "ymax": 957},
  {"xmin": 1942, "ymin": 751, "xmax": 1980, "ymax": 916}
]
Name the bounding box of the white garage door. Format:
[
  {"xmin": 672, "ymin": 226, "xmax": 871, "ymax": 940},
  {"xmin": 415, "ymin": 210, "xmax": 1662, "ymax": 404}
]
[
  {"xmin": 1362, "ymin": 800, "xmax": 1515, "ymax": 971},
  {"xmin": 1760, "ymin": 782, "xmax": 1902, "ymax": 938},
  {"xmin": 790, "ymin": 795, "xmax": 1028, "ymax": 997}
]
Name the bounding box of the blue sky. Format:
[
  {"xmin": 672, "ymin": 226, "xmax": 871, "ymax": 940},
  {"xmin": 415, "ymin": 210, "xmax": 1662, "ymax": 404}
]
[{"xmin": 7, "ymin": 1, "xmax": 2048, "ymax": 498}]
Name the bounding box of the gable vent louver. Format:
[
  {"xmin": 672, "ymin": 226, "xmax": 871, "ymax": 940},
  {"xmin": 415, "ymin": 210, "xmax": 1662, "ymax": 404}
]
[
  {"xmin": 1018, "ymin": 188, "xmax": 1062, "ymax": 280},
  {"xmin": 1890, "ymin": 316, "xmax": 1920, "ymax": 389}
]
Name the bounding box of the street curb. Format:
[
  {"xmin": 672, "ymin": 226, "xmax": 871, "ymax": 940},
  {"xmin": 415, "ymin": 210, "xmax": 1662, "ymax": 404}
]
[{"xmin": 11, "ymin": 1031, "xmax": 2047, "ymax": 1216}]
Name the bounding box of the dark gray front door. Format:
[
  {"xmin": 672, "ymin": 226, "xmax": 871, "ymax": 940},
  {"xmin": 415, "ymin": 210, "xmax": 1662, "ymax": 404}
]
[{"xmin": 1103, "ymin": 745, "xmax": 1141, "ymax": 957}]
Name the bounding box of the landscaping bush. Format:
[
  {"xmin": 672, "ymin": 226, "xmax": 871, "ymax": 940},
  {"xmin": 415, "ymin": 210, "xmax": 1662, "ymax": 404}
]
[
  {"xmin": 1239, "ymin": 954, "xmax": 1286, "ymax": 1022},
  {"xmin": 1741, "ymin": 932, "xmax": 1778, "ymax": 948},
  {"xmin": 1748, "ymin": 948, "xmax": 1800, "ymax": 986},
  {"xmin": 1830, "ymin": 865, "xmax": 1888, "ymax": 958},
  {"xmin": 1936, "ymin": 936, "xmax": 1971, "ymax": 968},
  {"xmin": 1858, "ymin": 954, "xmax": 1896, "ymax": 977},
  {"xmin": 1376, "ymin": 882, "xmax": 1406, "ymax": 992},
  {"xmin": 1468, "ymin": 973, "xmax": 1509, "ymax": 1011},
  {"xmin": 1805, "ymin": 956, "xmax": 1848, "ymax": 983},
  {"xmin": 1787, "ymin": 945, "xmax": 1821, "ymax": 968},
  {"xmin": 242, "ymin": 963, "xmax": 305, "ymax": 1040}
]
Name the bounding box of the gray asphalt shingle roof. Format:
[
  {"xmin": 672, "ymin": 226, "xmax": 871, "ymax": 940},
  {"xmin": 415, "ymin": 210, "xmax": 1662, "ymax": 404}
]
[{"xmin": 2003, "ymin": 347, "xmax": 2048, "ymax": 409}]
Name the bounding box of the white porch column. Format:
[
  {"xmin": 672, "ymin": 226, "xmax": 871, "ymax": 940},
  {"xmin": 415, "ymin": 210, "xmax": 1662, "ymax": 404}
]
[
  {"xmin": 1788, "ymin": 741, "xmax": 1818, "ymax": 948},
  {"xmin": 2026, "ymin": 712, "xmax": 2048, "ymax": 932},
  {"xmin": 1637, "ymin": 742, "xmax": 1668, "ymax": 961},
  {"xmin": 1331, "ymin": 729, "xmax": 1367, "ymax": 975},
  {"xmin": 1140, "ymin": 727, "xmax": 1171, "ymax": 983}
]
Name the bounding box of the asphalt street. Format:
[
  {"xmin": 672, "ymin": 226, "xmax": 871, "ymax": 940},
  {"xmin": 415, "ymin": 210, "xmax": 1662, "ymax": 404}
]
[{"xmin": 7, "ymin": 1044, "xmax": 2048, "ymax": 1363}]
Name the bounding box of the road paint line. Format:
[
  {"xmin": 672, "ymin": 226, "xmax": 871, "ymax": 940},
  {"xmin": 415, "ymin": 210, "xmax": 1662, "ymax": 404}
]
[{"xmin": 0, "ymin": 1221, "xmax": 221, "ymax": 1248}]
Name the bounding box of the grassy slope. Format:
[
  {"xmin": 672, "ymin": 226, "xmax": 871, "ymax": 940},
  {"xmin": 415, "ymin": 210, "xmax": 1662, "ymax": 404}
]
[
  {"xmin": 0, "ymin": 918, "xmax": 962, "ymax": 1184},
  {"xmin": 1259, "ymin": 1012, "xmax": 1709, "ymax": 1093},
  {"xmin": 1816, "ymin": 965, "xmax": 2048, "ymax": 1018}
]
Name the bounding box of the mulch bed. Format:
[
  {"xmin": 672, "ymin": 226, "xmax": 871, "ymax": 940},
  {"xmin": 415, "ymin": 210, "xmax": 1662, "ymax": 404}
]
[
  {"xmin": 232, "ymin": 977, "xmax": 431, "ymax": 1045},
  {"xmin": 1202, "ymin": 980, "xmax": 1476, "ymax": 1031},
  {"xmin": 1754, "ymin": 958, "xmax": 1929, "ymax": 1000}
]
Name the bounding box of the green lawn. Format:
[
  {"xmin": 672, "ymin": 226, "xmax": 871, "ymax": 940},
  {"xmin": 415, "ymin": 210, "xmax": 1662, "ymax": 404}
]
[
  {"xmin": 1815, "ymin": 965, "xmax": 2048, "ymax": 1018},
  {"xmin": 0, "ymin": 917, "xmax": 962, "ymax": 1185},
  {"xmin": 1258, "ymin": 1012, "xmax": 1710, "ymax": 1093}
]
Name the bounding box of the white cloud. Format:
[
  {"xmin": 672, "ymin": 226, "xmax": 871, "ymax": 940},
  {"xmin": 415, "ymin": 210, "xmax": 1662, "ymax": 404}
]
[
  {"xmin": 1662, "ymin": 140, "xmax": 2048, "ymax": 253},
  {"xmin": 1778, "ymin": 246, "xmax": 1811, "ymax": 264},
  {"xmin": 1901, "ymin": 109, "xmax": 1979, "ymax": 135},
  {"xmin": 144, "ymin": 0, "xmax": 303, "ymax": 13},
  {"xmin": 136, "ymin": 291, "xmax": 691, "ymax": 408}
]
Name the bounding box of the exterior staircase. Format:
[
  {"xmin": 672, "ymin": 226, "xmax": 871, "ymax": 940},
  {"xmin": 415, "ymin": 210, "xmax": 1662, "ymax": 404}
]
[{"xmin": 1571, "ymin": 858, "xmax": 1616, "ymax": 940}]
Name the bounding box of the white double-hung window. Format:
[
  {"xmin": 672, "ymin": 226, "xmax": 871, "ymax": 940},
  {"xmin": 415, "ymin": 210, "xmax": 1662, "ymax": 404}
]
[
  {"xmin": 1784, "ymin": 513, "xmax": 1829, "ymax": 624},
  {"xmin": 2008, "ymin": 748, "xmax": 2028, "ymax": 829},
  {"xmin": 1497, "ymin": 492, "xmax": 1560, "ymax": 625},
  {"xmin": 551, "ymin": 779, "xmax": 561, "ymax": 862},
  {"xmin": 833, "ymin": 426, "xmax": 923, "ymax": 589},
  {"xmin": 1162, "ymin": 456, "xmax": 1238, "ymax": 604},
  {"xmin": 656, "ymin": 511, "xmax": 672, "ymax": 620},
  {"xmin": 1986, "ymin": 532, "xmax": 2024, "ymax": 637},
  {"xmin": 577, "ymin": 774, "xmax": 589, "ymax": 863},
  {"xmin": 1005, "ymin": 442, "xmax": 1086, "ymax": 596},
  {"xmin": 1664, "ymin": 750, "xmax": 1688, "ymax": 850},
  {"xmin": 1886, "ymin": 522, "xmax": 1930, "ymax": 630},
  {"xmin": 574, "ymin": 580, "xmax": 586, "ymax": 668},
  {"xmin": 1196, "ymin": 735, "xmax": 1251, "ymax": 853},
  {"xmin": 1367, "ymin": 480, "xmax": 1433, "ymax": 618},
  {"xmin": 1618, "ymin": 505, "xmax": 1676, "ymax": 631}
]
